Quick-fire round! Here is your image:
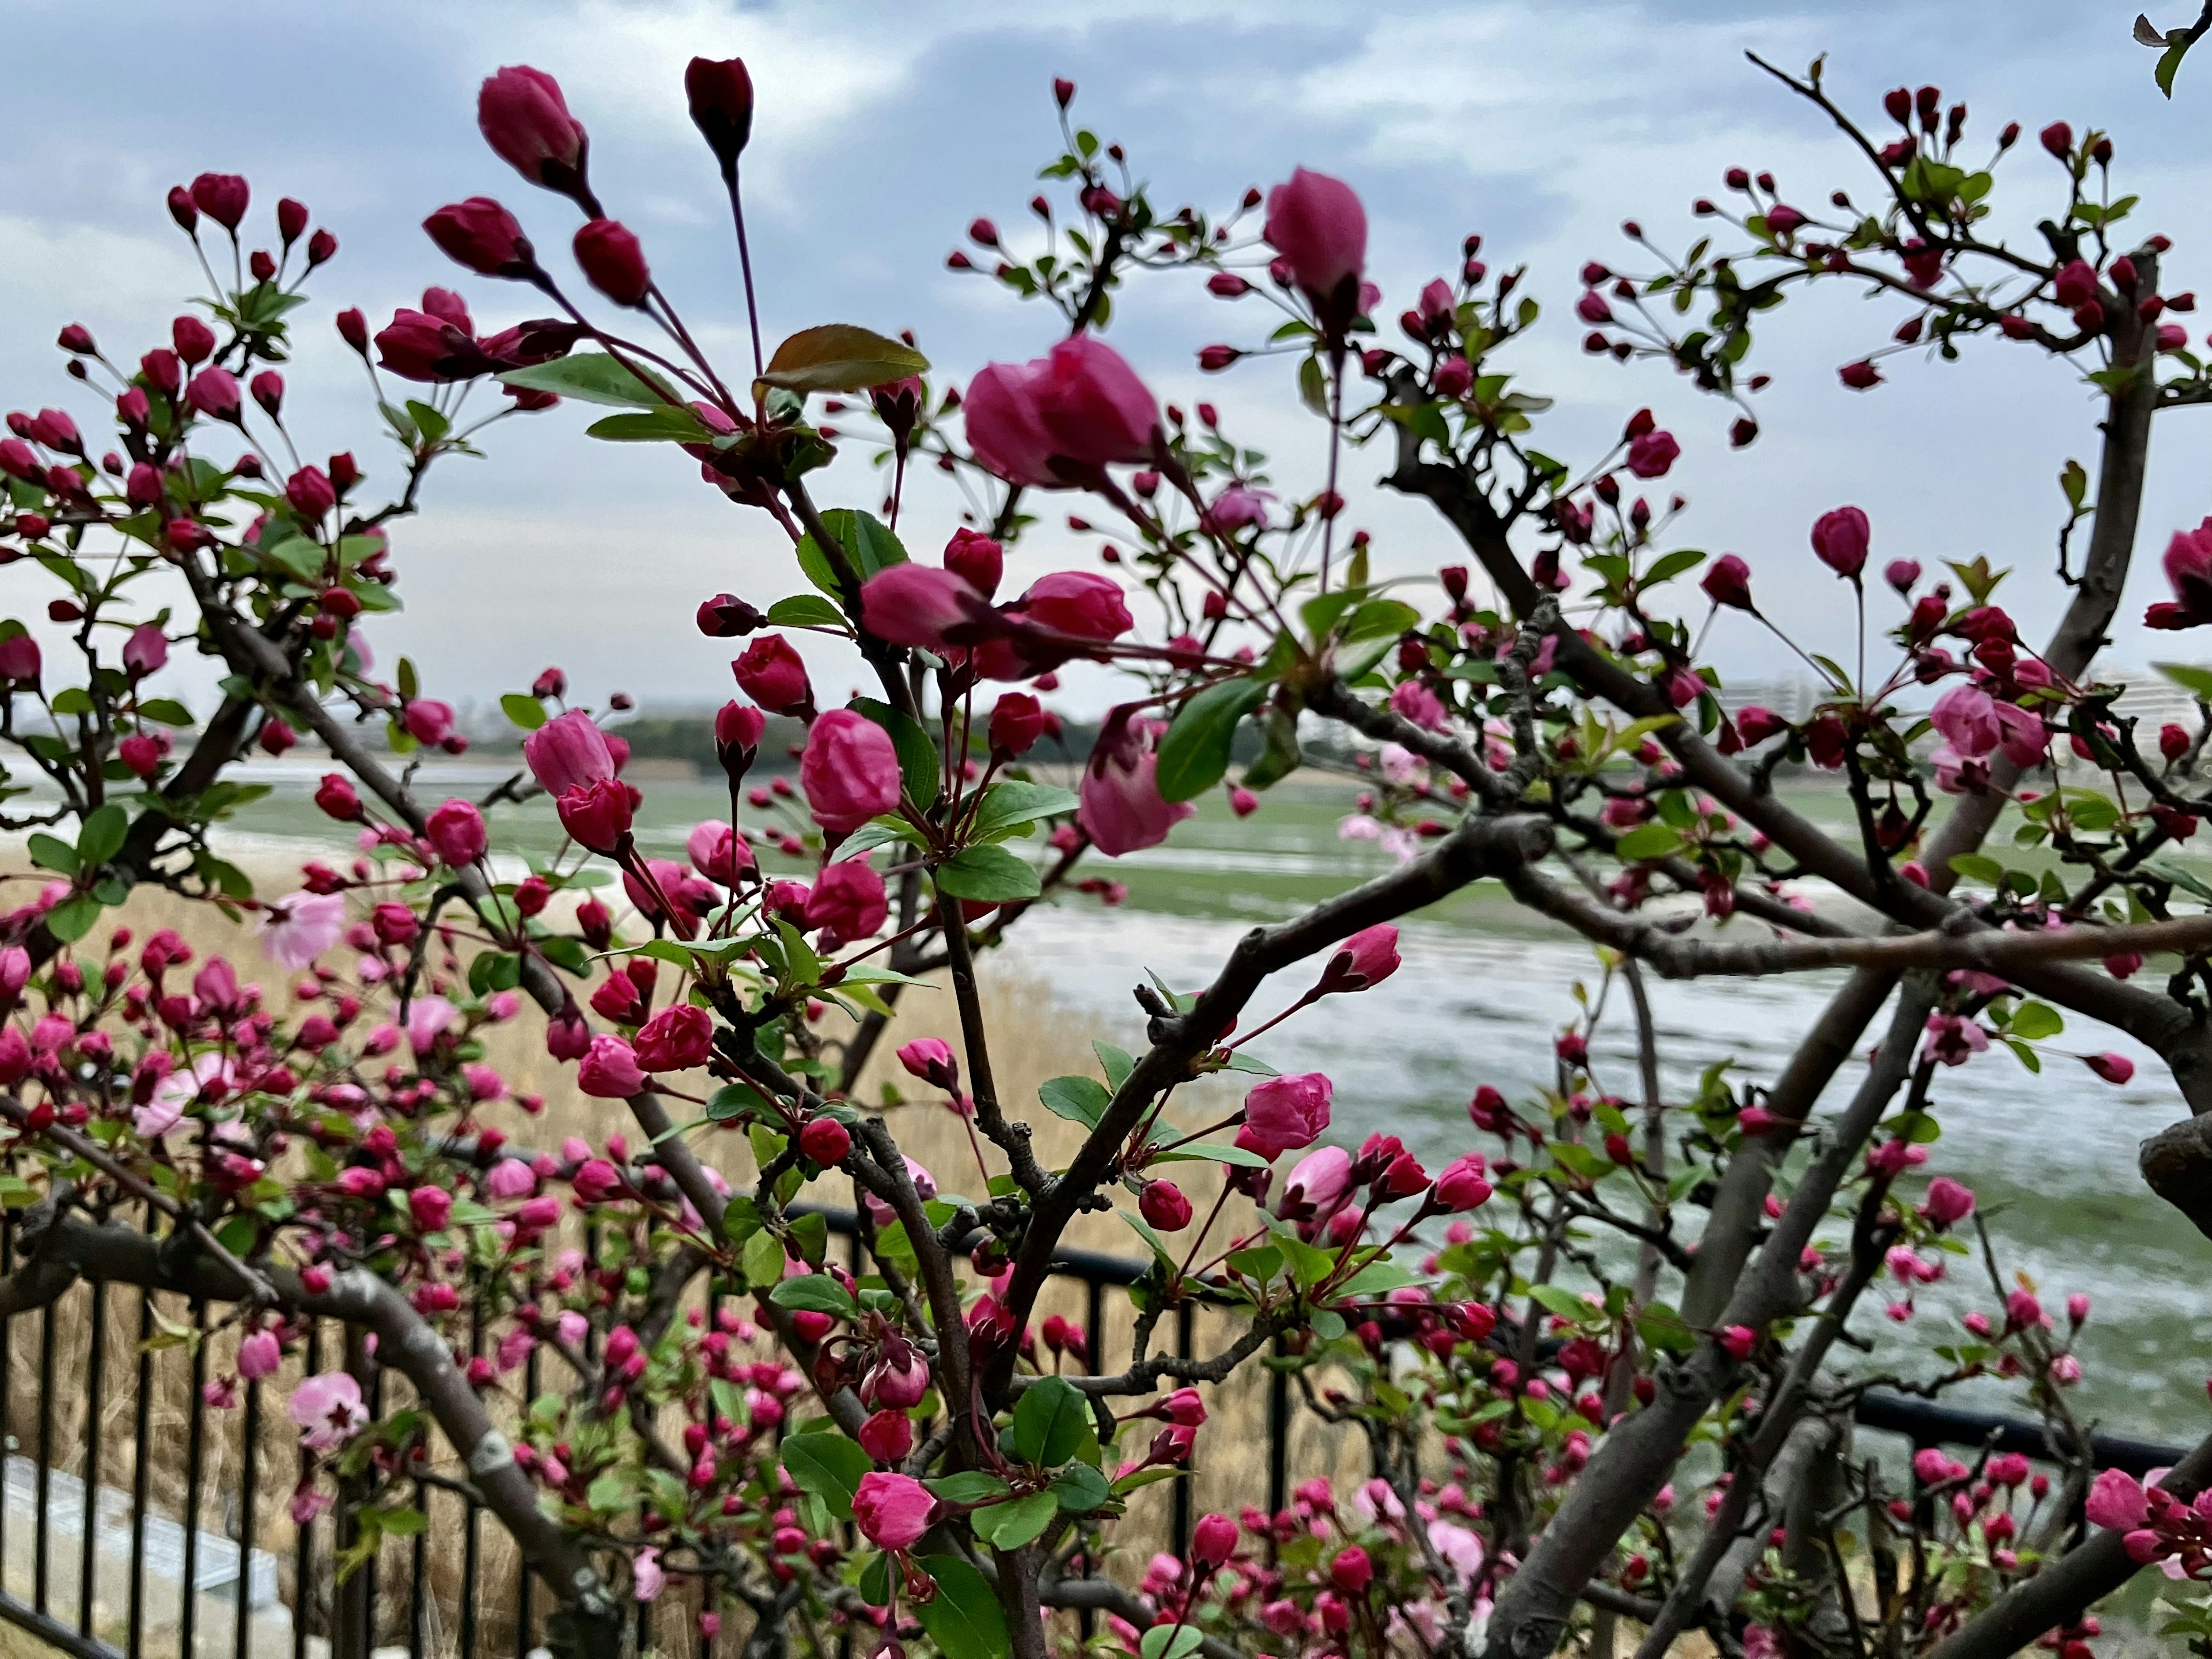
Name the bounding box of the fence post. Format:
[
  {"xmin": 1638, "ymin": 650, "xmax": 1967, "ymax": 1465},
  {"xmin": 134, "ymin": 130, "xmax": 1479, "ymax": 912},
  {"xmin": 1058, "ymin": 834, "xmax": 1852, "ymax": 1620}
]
[{"xmin": 334, "ymin": 1325, "xmax": 377, "ymax": 1659}]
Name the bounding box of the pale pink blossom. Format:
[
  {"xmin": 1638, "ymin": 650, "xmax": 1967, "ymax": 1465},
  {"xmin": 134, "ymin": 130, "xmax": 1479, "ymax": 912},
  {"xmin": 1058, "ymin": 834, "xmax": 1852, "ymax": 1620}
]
[{"xmin": 288, "ymin": 1370, "xmax": 368, "ymax": 1450}]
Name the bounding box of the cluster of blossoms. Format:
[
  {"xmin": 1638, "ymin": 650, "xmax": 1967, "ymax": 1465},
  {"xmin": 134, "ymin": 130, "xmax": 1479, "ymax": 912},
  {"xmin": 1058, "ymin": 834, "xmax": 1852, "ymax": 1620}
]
[{"xmin": 12, "ymin": 26, "xmax": 2212, "ymax": 1659}]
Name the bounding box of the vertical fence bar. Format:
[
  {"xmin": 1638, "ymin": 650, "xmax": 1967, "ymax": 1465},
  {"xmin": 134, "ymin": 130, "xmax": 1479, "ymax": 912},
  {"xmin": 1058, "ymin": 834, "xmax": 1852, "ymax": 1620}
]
[
  {"xmin": 1266, "ymin": 1335, "xmax": 1290, "ymax": 1541},
  {"xmin": 297, "ymin": 1316, "xmax": 324, "ymax": 1659},
  {"xmin": 1, "ymin": 1214, "xmax": 14, "ymax": 1602},
  {"xmin": 127, "ymin": 1225, "xmax": 154, "ymax": 1659},
  {"xmin": 238, "ymin": 1374, "xmax": 260, "ymax": 1659},
  {"xmin": 516, "ymin": 1343, "xmax": 539, "ymax": 1659},
  {"xmin": 409, "ymin": 1487, "xmax": 427, "ymax": 1659},
  {"xmin": 460, "ymin": 1304, "xmax": 483, "ymax": 1659},
  {"xmin": 79, "ymin": 1278, "xmax": 105, "ymax": 1639},
  {"xmin": 34, "ymin": 1295, "xmax": 55, "ymax": 1616},
  {"xmin": 1172, "ymin": 1301, "xmax": 1195, "ymax": 1557},
  {"xmin": 181, "ymin": 1301, "xmax": 207, "ymax": 1659}
]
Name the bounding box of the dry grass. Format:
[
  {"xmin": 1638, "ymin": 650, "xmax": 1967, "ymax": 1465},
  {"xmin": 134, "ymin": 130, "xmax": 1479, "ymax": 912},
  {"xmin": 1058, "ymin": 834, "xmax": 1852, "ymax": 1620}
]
[{"xmin": 4, "ymin": 874, "xmax": 1378, "ymax": 1656}]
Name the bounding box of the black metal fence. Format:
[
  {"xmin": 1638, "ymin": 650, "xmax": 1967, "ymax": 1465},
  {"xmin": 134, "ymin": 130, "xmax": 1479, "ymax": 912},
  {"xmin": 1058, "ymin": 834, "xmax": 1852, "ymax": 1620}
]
[{"xmin": 0, "ymin": 1205, "xmax": 2183, "ymax": 1659}]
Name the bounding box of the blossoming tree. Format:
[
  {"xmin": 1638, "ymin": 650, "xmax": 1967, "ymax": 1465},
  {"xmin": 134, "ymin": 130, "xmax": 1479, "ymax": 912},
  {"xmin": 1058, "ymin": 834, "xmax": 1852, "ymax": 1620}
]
[{"xmin": 10, "ymin": 31, "xmax": 2212, "ymax": 1659}]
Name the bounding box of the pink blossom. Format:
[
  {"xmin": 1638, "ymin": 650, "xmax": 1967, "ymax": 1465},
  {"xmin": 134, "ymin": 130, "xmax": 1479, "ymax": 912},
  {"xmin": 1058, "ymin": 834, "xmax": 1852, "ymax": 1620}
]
[
  {"xmin": 1919, "ymin": 1176, "xmax": 1975, "ymax": 1229},
  {"xmin": 257, "ymin": 891, "xmax": 346, "ymax": 971},
  {"xmin": 1236, "ymin": 1073, "xmax": 1333, "ymax": 1160},
  {"xmin": 288, "ymin": 1370, "xmax": 368, "ymax": 1450},
  {"xmin": 1263, "ymin": 168, "xmax": 1368, "ymax": 313},
  {"xmin": 1809, "ymin": 506, "xmax": 1870, "ymax": 578},
  {"xmin": 1389, "ymin": 680, "xmax": 1448, "ymax": 732},
  {"xmin": 483, "ymin": 1158, "xmax": 537, "ymax": 1200},
  {"xmin": 800, "ymin": 710, "xmax": 904, "ymax": 834},
  {"xmin": 686, "ymin": 820, "xmax": 753, "ymax": 886},
  {"xmin": 964, "ymin": 337, "xmax": 1160, "ymax": 487},
  {"xmin": 632, "ymin": 1547, "xmax": 664, "ymax": 1602},
  {"xmin": 523, "ymin": 710, "xmax": 616, "ymax": 797},
  {"xmin": 238, "ymin": 1330, "xmax": 282, "ymax": 1380},
  {"xmin": 1079, "ymin": 715, "xmax": 1194, "ymax": 857},
  {"xmin": 405, "ymin": 995, "xmax": 456, "ymax": 1055},
  {"xmin": 578, "ymin": 1035, "xmax": 646, "ymax": 1098},
  {"xmin": 852, "ymin": 1471, "xmax": 937, "ymax": 1550},
  {"xmin": 1930, "ymin": 684, "xmax": 2001, "ymax": 759},
  {"xmin": 804, "ymin": 857, "xmax": 888, "ymax": 940},
  {"xmin": 2086, "ymin": 1468, "xmax": 2149, "ymax": 1532}
]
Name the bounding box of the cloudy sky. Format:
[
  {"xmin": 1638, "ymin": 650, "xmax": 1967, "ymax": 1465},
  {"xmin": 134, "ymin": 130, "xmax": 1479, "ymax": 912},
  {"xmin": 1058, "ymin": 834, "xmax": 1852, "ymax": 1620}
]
[{"xmin": 3, "ymin": 0, "xmax": 2207, "ymax": 716}]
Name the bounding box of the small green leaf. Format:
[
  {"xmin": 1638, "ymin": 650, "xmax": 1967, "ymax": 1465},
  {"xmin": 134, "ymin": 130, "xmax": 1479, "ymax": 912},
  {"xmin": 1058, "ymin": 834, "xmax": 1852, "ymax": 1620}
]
[
  {"xmin": 41, "ymin": 893, "xmax": 101, "ymax": 944},
  {"xmin": 1947, "ymin": 853, "xmax": 2006, "ymax": 887},
  {"xmin": 925, "ymin": 1471, "xmax": 1013, "ymax": 1503},
  {"xmin": 1156, "ymin": 677, "xmax": 1269, "ymax": 802},
  {"xmin": 2008, "ymin": 1001, "xmax": 2064, "ymax": 1041},
  {"xmin": 914, "ymin": 1555, "xmax": 1009, "ymax": 1659},
  {"xmin": 499, "ymin": 352, "xmax": 677, "ymax": 409},
  {"xmin": 756, "ymin": 324, "xmax": 929, "ymax": 396},
  {"xmin": 935, "ymin": 844, "xmax": 1040, "ymax": 903},
  {"xmin": 1141, "ymin": 1624, "xmax": 1206, "ymax": 1659},
  {"xmin": 970, "ymin": 781, "xmax": 1081, "ymax": 839},
  {"xmin": 1093, "ymin": 1041, "xmax": 1136, "ymax": 1092},
  {"xmin": 1614, "ymin": 823, "xmax": 1685, "ymax": 862},
  {"xmin": 780, "ymin": 1433, "xmax": 873, "ymax": 1521},
  {"xmin": 2158, "ymin": 32, "xmax": 2196, "ymax": 97},
  {"xmin": 136, "ymin": 698, "xmax": 195, "ymax": 728},
  {"xmin": 501, "ymin": 693, "xmax": 548, "ymax": 730},
  {"xmin": 766, "ymin": 594, "xmax": 847, "ymax": 628},
  {"xmin": 584, "ymin": 408, "xmax": 711, "ymax": 442},
  {"xmin": 77, "ymin": 803, "xmax": 127, "ymax": 868},
  {"xmin": 26, "ymin": 835, "xmax": 78, "ymax": 877},
  {"xmin": 769, "ymin": 1274, "xmax": 857, "ymax": 1318},
  {"xmin": 971, "ymin": 1490, "xmax": 1058, "ymax": 1550},
  {"xmin": 1051, "ymin": 1461, "xmax": 1112, "ymax": 1514},
  {"xmin": 1038, "ymin": 1075, "xmax": 1112, "ymax": 1130},
  {"xmin": 2156, "ymin": 662, "xmax": 2212, "ymax": 702},
  {"xmin": 1012, "ymin": 1376, "xmax": 1089, "ymax": 1467},
  {"xmin": 793, "ymin": 507, "xmax": 909, "ymax": 601}
]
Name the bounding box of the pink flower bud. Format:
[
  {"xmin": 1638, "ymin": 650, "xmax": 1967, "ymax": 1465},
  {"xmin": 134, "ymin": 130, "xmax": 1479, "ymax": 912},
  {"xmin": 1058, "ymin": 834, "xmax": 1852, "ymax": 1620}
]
[
  {"xmin": 800, "ymin": 710, "xmax": 904, "ymax": 833},
  {"xmin": 577, "ymin": 1035, "xmax": 646, "ymax": 1099},
  {"xmin": 424, "ymin": 197, "xmax": 531, "ymax": 277},
  {"xmin": 851, "ymin": 1471, "xmax": 935, "ymax": 1551},
  {"xmin": 1809, "ymin": 506, "xmax": 1870, "ymax": 577},
  {"xmin": 478, "ymin": 66, "xmax": 588, "ymax": 196},
  {"xmin": 574, "ymin": 219, "xmax": 650, "ymax": 306}
]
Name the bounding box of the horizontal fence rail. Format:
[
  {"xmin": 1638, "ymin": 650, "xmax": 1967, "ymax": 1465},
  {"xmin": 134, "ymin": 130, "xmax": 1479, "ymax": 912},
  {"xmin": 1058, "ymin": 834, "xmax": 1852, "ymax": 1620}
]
[{"xmin": 0, "ymin": 1204, "xmax": 2183, "ymax": 1659}]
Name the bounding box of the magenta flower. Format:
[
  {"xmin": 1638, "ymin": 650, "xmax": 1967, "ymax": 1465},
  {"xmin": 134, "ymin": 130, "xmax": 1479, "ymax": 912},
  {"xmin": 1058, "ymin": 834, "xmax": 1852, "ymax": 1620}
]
[
  {"xmin": 852, "ymin": 1471, "xmax": 937, "ymax": 1551},
  {"xmin": 1236, "ymin": 1073, "xmax": 1334, "ymax": 1161},
  {"xmin": 1809, "ymin": 506, "xmax": 1870, "ymax": 578},
  {"xmin": 1078, "ymin": 715, "xmax": 1194, "ymax": 857},
  {"xmin": 801, "ymin": 710, "xmax": 904, "ymax": 833},
  {"xmin": 1262, "ymin": 168, "xmax": 1368, "ymax": 314},
  {"xmin": 524, "ymin": 710, "xmax": 616, "ymax": 797},
  {"xmin": 578, "ymin": 1035, "xmax": 647, "ymax": 1099},
  {"xmin": 257, "ymin": 891, "xmax": 346, "ymax": 971},
  {"xmin": 964, "ymin": 336, "xmax": 1160, "ymax": 488},
  {"xmin": 288, "ymin": 1370, "xmax": 368, "ymax": 1450}
]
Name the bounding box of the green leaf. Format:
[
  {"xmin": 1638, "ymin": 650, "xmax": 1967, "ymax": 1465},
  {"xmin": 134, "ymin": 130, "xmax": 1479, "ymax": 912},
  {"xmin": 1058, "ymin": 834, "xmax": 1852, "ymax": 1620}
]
[
  {"xmin": 498, "ymin": 692, "xmax": 547, "ymax": 731},
  {"xmin": 41, "ymin": 891, "xmax": 104, "ymax": 946},
  {"xmin": 793, "ymin": 507, "xmax": 909, "ymax": 601},
  {"xmin": 136, "ymin": 698, "xmax": 195, "ymax": 728},
  {"xmin": 914, "ymin": 1556, "xmax": 1009, "ymax": 1659},
  {"xmin": 970, "ymin": 781, "xmax": 1081, "ymax": 839},
  {"xmin": 1614, "ymin": 823, "xmax": 1685, "ymax": 862},
  {"xmin": 1012, "ymin": 1376, "xmax": 1089, "ymax": 1467},
  {"xmin": 1156, "ymin": 678, "xmax": 1269, "ymax": 802},
  {"xmin": 741, "ymin": 1227, "xmax": 785, "ymax": 1289},
  {"xmin": 50, "ymin": 686, "xmax": 94, "ymax": 715},
  {"xmin": 756, "ymin": 324, "xmax": 929, "ymax": 396},
  {"xmin": 498, "ymin": 353, "xmax": 677, "ymax": 410},
  {"xmin": 2158, "ymin": 32, "xmax": 2196, "ymax": 97},
  {"xmin": 584, "ymin": 408, "xmax": 711, "ymax": 443},
  {"xmin": 1142, "ymin": 1626, "xmax": 1205, "ymax": 1659},
  {"xmin": 769, "ymin": 1274, "xmax": 857, "ymax": 1318},
  {"xmin": 1530, "ymin": 1283, "xmax": 1598, "ymax": 1323},
  {"xmin": 780, "ymin": 1433, "xmax": 872, "ymax": 1521},
  {"xmin": 1093, "ymin": 1041, "xmax": 1135, "ymax": 1092},
  {"xmin": 1341, "ymin": 598, "xmax": 1422, "ymax": 641},
  {"xmin": 405, "ymin": 400, "xmax": 450, "ymax": 444},
  {"xmin": 971, "ymin": 1490, "xmax": 1058, "ymax": 1550},
  {"xmin": 77, "ymin": 804, "xmax": 127, "ymax": 868},
  {"xmin": 1947, "ymin": 853, "xmax": 2006, "ymax": 887},
  {"xmin": 766, "ymin": 594, "xmax": 847, "ymax": 628},
  {"xmin": 1642, "ymin": 547, "xmax": 1707, "ymax": 587},
  {"xmin": 1038, "ymin": 1075, "xmax": 1112, "ymax": 1130},
  {"xmin": 1151, "ymin": 1141, "xmax": 1269, "ymax": 1169},
  {"xmin": 1050, "ymin": 1461, "xmax": 1112, "ymax": 1514},
  {"xmin": 935, "ymin": 844, "xmax": 1040, "ymax": 903},
  {"xmin": 2156, "ymin": 662, "xmax": 2212, "ymax": 702},
  {"xmin": 25, "ymin": 834, "xmax": 78, "ymax": 877},
  {"xmin": 585, "ymin": 1474, "xmax": 631, "ymax": 1514},
  {"xmin": 850, "ymin": 696, "xmax": 940, "ymax": 811},
  {"xmin": 2008, "ymin": 1001, "xmax": 2064, "ymax": 1041},
  {"xmin": 925, "ymin": 1471, "xmax": 1013, "ymax": 1504}
]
